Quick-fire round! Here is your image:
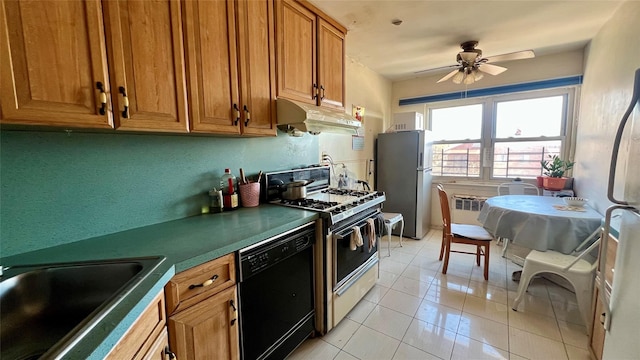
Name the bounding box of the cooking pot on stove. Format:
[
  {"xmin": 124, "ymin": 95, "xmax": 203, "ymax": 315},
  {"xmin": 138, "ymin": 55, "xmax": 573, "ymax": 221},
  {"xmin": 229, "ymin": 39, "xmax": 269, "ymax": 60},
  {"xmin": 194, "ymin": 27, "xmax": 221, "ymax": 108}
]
[{"xmin": 281, "ymin": 179, "xmax": 315, "ymax": 200}]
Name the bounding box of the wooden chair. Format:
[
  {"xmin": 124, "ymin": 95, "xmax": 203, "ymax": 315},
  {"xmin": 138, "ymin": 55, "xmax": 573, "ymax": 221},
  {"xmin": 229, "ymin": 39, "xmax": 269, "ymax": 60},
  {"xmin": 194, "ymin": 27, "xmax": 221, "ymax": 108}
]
[{"xmin": 437, "ymin": 184, "xmax": 493, "ymax": 280}]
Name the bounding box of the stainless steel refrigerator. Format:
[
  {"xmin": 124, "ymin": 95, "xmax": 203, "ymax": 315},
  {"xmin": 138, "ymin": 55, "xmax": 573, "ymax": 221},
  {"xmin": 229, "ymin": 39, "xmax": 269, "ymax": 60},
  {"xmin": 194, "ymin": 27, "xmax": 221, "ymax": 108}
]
[
  {"xmin": 376, "ymin": 130, "xmax": 433, "ymax": 239},
  {"xmin": 601, "ymin": 68, "xmax": 640, "ymax": 359}
]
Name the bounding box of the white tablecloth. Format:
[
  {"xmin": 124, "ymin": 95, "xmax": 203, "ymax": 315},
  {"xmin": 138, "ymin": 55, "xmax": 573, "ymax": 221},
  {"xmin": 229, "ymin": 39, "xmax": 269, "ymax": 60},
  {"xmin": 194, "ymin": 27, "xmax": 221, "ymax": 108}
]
[{"xmin": 477, "ymin": 195, "xmax": 602, "ymax": 254}]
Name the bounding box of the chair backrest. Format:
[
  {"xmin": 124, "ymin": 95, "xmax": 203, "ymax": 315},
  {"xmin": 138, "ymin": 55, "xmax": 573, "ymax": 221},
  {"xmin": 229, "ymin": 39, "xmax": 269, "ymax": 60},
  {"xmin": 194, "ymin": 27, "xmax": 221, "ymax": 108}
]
[
  {"xmin": 497, "ymin": 182, "xmax": 541, "ymax": 196},
  {"xmin": 564, "ymin": 227, "xmax": 602, "ymax": 272},
  {"xmin": 436, "ymin": 184, "xmax": 452, "ymax": 235}
]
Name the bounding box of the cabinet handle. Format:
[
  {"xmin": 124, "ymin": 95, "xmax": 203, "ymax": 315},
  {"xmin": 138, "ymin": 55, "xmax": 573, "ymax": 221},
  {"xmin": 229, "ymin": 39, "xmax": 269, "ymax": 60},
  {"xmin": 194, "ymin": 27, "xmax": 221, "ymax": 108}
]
[
  {"xmin": 600, "ymin": 312, "xmax": 606, "ymax": 325},
  {"xmin": 118, "ymin": 86, "xmax": 129, "ymax": 118},
  {"xmin": 164, "ymin": 346, "xmax": 177, "ymax": 360},
  {"xmin": 312, "ymin": 83, "xmax": 318, "ymax": 100},
  {"xmin": 230, "ymin": 318, "xmax": 237, "ymax": 326},
  {"xmin": 188, "ymin": 274, "xmax": 219, "ymax": 289},
  {"xmin": 233, "ymin": 104, "xmax": 240, "ymax": 125},
  {"xmin": 320, "ymin": 85, "xmax": 326, "ymax": 101},
  {"xmin": 96, "ymin": 82, "xmax": 107, "ymax": 115},
  {"xmin": 230, "ymin": 299, "xmax": 237, "ymax": 312},
  {"xmin": 243, "ymin": 105, "xmax": 250, "ymax": 126}
]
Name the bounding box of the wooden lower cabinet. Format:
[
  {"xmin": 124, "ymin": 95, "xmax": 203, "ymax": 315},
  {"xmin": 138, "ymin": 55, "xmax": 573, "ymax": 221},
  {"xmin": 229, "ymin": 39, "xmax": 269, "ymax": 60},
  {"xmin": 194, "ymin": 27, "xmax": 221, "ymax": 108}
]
[
  {"xmin": 168, "ymin": 285, "xmax": 239, "ymax": 360},
  {"xmin": 590, "ymin": 286, "xmax": 606, "ymax": 360},
  {"xmin": 106, "ymin": 290, "xmax": 173, "ymax": 360},
  {"xmin": 589, "ymin": 231, "xmax": 618, "ymax": 360}
]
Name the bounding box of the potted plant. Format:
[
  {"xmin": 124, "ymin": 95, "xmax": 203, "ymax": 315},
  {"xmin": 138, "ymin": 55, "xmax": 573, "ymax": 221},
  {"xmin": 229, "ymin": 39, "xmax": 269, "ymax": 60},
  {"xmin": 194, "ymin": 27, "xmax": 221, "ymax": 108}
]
[{"xmin": 540, "ymin": 155, "xmax": 575, "ymax": 190}]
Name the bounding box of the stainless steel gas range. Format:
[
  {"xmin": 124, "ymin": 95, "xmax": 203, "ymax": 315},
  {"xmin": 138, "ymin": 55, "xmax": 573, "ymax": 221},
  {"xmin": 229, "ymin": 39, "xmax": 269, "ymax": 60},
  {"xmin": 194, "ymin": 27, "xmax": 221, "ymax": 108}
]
[{"xmin": 263, "ymin": 165, "xmax": 386, "ymax": 334}]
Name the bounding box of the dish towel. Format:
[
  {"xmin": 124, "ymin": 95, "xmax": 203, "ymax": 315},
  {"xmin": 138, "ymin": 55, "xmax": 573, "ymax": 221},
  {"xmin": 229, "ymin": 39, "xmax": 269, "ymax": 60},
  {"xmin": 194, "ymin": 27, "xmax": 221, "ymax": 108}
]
[
  {"xmin": 350, "ymin": 225, "xmax": 363, "ymax": 251},
  {"xmin": 365, "ymin": 218, "xmax": 376, "ymax": 252}
]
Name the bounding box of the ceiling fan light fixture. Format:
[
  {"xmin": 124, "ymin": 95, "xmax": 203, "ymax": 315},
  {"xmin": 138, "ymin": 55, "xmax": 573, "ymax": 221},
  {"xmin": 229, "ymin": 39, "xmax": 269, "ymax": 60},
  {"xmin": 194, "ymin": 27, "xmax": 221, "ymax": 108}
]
[
  {"xmin": 459, "ymin": 52, "xmax": 478, "ymax": 63},
  {"xmin": 463, "ymin": 73, "xmax": 475, "ymax": 85},
  {"xmin": 452, "ymin": 70, "xmax": 465, "ymax": 84},
  {"xmin": 473, "ymin": 69, "xmax": 484, "ymax": 81}
]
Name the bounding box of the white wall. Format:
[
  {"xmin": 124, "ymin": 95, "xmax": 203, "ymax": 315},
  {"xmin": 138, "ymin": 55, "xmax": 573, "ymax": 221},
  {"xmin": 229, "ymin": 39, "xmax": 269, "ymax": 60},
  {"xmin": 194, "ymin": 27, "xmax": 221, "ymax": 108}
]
[
  {"xmin": 319, "ymin": 56, "xmax": 392, "ymax": 187},
  {"xmin": 573, "ymin": 2, "xmax": 640, "ymax": 215}
]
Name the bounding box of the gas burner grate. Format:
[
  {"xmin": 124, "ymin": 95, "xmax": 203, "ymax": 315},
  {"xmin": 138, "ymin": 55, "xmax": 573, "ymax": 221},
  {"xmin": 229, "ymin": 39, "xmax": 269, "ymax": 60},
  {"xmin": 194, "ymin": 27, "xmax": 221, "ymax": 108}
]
[
  {"xmin": 322, "ymin": 188, "xmax": 372, "ymax": 197},
  {"xmin": 280, "ymin": 198, "xmax": 339, "ymax": 210}
]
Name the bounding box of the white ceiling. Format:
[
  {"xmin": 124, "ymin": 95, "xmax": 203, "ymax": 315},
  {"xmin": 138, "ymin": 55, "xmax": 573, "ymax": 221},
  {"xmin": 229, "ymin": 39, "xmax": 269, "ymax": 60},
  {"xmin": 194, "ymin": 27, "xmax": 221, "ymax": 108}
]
[{"xmin": 308, "ymin": 0, "xmax": 624, "ymax": 81}]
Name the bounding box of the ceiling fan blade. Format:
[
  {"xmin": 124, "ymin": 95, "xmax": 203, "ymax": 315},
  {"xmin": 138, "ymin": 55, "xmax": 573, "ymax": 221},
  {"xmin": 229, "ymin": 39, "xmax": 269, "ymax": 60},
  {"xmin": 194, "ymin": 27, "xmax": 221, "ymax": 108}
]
[
  {"xmin": 484, "ymin": 50, "xmax": 535, "ymax": 63},
  {"xmin": 437, "ymin": 69, "xmax": 460, "ymax": 83},
  {"xmin": 414, "ymin": 64, "xmax": 458, "ymax": 75},
  {"xmin": 478, "ymin": 63, "xmax": 507, "ymax": 76}
]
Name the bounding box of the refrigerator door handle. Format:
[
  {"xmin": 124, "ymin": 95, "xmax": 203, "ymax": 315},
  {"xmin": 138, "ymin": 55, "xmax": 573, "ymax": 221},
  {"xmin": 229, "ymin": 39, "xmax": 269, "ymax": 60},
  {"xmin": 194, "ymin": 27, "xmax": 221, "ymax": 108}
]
[
  {"xmin": 419, "ymin": 152, "xmax": 423, "ymax": 169},
  {"xmin": 607, "ymin": 68, "xmax": 640, "ymax": 205}
]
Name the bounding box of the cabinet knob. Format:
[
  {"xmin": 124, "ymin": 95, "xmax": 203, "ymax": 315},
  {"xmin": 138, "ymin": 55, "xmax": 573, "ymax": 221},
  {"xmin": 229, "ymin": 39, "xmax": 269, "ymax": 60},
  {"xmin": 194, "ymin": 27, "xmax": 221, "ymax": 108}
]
[
  {"xmin": 243, "ymin": 105, "xmax": 251, "ymax": 126},
  {"xmin": 188, "ymin": 274, "xmax": 219, "ymax": 289},
  {"xmin": 118, "ymin": 86, "xmax": 129, "ymax": 118},
  {"xmin": 96, "ymin": 82, "xmax": 107, "ymax": 115}
]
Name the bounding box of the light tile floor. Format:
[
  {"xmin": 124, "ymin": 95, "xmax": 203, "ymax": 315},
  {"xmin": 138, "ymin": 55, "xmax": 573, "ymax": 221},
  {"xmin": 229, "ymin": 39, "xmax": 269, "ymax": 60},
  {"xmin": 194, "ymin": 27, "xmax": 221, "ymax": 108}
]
[{"xmin": 289, "ymin": 229, "xmax": 592, "ymax": 360}]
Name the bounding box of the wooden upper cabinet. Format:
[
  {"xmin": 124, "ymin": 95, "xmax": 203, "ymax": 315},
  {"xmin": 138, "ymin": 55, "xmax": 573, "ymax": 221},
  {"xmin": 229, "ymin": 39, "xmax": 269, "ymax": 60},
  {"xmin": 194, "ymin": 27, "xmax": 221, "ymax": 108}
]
[
  {"xmin": 103, "ymin": 0, "xmax": 189, "ymax": 133},
  {"xmin": 276, "ymin": 0, "xmax": 317, "ymax": 105},
  {"xmin": 184, "ymin": 0, "xmax": 276, "ymax": 136},
  {"xmin": 276, "ymin": 0, "xmax": 346, "ymax": 109},
  {"xmin": 0, "ymin": 0, "xmax": 112, "ymax": 128},
  {"xmin": 183, "ymin": 0, "xmax": 240, "ymax": 134},
  {"xmin": 237, "ymin": 0, "xmax": 277, "ymax": 136},
  {"xmin": 317, "ymin": 18, "xmax": 345, "ymax": 109}
]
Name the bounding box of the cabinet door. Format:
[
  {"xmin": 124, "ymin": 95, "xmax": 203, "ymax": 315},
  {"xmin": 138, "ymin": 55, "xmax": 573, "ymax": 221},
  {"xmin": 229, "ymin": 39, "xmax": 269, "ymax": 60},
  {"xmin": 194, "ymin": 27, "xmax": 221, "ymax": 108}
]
[
  {"xmin": 169, "ymin": 286, "xmax": 239, "ymax": 360},
  {"xmin": 104, "ymin": 0, "xmax": 188, "ymax": 132},
  {"xmin": 183, "ymin": 0, "xmax": 240, "ymax": 134},
  {"xmin": 141, "ymin": 329, "xmax": 171, "ymax": 360},
  {"xmin": 317, "ymin": 18, "xmax": 345, "ymax": 109},
  {"xmin": 0, "ymin": 0, "xmax": 112, "ymax": 128},
  {"xmin": 276, "ymin": 0, "xmax": 316, "ymax": 105},
  {"xmin": 237, "ymin": 0, "xmax": 277, "ymax": 136}
]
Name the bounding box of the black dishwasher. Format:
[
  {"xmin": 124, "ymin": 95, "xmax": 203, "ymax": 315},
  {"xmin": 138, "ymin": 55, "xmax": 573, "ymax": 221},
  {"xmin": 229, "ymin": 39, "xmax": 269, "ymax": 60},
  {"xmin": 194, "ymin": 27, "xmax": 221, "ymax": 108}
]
[{"xmin": 237, "ymin": 222, "xmax": 315, "ymax": 360}]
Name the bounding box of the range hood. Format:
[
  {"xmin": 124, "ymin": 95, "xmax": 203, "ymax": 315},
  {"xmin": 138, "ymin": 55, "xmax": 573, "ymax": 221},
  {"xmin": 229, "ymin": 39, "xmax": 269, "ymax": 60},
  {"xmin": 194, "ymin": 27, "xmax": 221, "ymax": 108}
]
[{"xmin": 276, "ymin": 98, "xmax": 362, "ymax": 135}]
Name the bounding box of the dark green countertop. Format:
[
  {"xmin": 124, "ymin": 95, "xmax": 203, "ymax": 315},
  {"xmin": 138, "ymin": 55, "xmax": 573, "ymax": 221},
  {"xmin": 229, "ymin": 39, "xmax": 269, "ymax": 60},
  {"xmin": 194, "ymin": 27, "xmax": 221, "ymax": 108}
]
[{"xmin": 1, "ymin": 204, "xmax": 319, "ymax": 359}]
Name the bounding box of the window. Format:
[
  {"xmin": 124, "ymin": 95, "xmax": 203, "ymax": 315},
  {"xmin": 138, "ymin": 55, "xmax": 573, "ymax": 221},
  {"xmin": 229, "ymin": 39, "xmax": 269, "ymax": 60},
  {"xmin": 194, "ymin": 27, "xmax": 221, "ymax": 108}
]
[
  {"xmin": 431, "ymin": 104, "xmax": 482, "ymax": 177},
  {"xmin": 427, "ymin": 89, "xmax": 574, "ymax": 180}
]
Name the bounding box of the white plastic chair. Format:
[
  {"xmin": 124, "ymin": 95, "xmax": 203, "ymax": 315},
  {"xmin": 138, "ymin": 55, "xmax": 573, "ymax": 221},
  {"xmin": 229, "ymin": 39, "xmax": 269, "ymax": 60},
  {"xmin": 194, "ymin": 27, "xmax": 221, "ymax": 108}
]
[
  {"xmin": 497, "ymin": 181, "xmax": 541, "ymax": 196},
  {"xmin": 497, "ymin": 181, "xmax": 541, "ymax": 257},
  {"xmin": 511, "ymin": 227, "xmax": 601, "ymax": 327}
]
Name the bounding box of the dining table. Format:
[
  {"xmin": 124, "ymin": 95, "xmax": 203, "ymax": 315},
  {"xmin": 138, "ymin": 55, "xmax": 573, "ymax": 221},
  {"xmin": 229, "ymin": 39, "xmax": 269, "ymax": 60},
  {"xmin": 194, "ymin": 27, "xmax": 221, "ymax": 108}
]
[{"xmin": 477, "ymin": 195, "xmax": 603, "ymax": 254}]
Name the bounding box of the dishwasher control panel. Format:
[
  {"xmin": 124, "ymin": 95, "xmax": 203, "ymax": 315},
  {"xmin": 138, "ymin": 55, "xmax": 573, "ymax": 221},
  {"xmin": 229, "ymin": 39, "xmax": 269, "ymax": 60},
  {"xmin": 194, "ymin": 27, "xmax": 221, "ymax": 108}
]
[{"xmin": 238, "ymin": 225, "xmax": 314, "ymax": 280}]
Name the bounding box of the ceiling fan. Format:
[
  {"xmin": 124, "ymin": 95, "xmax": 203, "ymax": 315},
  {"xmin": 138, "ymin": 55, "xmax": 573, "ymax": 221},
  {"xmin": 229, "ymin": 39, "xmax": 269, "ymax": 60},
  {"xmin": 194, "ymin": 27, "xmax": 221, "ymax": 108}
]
[{"xmin": 421, "ymin": 41, "xmax": 535, "ymax": 85}]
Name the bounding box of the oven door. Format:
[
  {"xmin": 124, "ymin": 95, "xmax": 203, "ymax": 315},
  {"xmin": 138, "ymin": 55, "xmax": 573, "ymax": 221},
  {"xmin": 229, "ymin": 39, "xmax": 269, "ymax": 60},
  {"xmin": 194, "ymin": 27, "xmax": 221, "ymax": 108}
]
[{"xmin": 332, "ymin": 211, "xmax": 380, "ymax": 289}]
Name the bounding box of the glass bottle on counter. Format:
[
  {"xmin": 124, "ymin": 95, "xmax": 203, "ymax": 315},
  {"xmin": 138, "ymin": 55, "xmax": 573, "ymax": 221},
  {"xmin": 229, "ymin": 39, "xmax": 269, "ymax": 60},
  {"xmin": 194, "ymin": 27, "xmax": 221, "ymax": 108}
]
[{"xmin": 220, "ymin": 168, "xmax": 239, "ymax": 210}]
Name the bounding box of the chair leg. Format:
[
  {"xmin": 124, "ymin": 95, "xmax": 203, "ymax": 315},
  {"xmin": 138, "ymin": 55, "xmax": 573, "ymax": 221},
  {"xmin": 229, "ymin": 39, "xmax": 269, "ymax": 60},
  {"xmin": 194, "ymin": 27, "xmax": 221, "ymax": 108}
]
[
  {"xmin": 399, "ymin": 219, "xmax": 404, "ymax": 247},
  {"xmin": 439, "ymin": 232, "xmax": 446, "ymax": 261},
  {"xmin": 483, "ymin": 243, "xmax": 490, "ymax": 280},
  {"xmin": 442, "ymin": 237, "xmax": 451, "ymax": 275},
  {"xmin": 501, "ymin": 238, "xmax": 509, "ymax": 258},
  {"xmin": 386, "ymin": 224, "xmax": 392, "ymax": 257},
  {"xmin": 512, "ymin": 270, "xmax": 536, "ymax": 311},
  {"xmin": 476, "ymin": 246, "xmax": 481, "ymax": 266}
]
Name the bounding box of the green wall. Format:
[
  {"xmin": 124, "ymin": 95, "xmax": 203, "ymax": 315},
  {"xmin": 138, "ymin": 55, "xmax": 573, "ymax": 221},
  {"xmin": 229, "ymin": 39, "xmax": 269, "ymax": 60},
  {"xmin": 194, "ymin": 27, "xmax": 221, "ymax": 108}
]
[{"xmin": 0, "ymin": 130, "xmax": 318, "ymax": 257}]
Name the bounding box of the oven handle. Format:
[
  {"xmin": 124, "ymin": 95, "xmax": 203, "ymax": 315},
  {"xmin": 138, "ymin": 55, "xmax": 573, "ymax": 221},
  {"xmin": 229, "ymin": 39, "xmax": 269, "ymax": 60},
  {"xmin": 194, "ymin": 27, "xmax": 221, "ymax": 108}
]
[
  {"xmin": 332, "ymin": 218, "xmax": 375, "ymax": 239},
  {"xmin": 335, "ymin": 256, "xmax": 378, "ymax": 296}
]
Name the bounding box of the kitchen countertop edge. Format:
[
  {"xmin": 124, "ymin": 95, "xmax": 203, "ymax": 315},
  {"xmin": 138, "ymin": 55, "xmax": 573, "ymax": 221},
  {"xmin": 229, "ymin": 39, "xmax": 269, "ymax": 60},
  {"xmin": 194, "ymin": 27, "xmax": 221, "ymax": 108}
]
[{"xmin": 1, "ymin": 205, "xmax": 320, "ymax": 359}]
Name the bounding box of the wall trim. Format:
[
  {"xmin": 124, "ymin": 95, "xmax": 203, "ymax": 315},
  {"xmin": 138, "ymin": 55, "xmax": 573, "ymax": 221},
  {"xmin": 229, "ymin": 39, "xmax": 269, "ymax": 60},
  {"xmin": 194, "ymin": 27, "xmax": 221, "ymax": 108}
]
[{"xmin": 399, "ymin": 76, "xmax": 583, "ymax": 106}]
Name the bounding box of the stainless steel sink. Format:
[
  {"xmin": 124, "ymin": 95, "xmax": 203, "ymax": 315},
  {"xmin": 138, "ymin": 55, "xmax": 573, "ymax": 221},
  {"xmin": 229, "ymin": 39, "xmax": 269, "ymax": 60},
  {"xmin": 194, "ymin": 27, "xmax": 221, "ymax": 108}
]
[{"xmin": 0, "ymin": 257, "xmax": 163, "ymax": 360}]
